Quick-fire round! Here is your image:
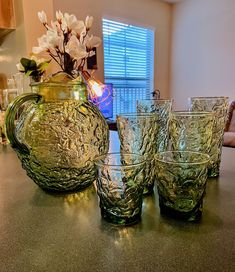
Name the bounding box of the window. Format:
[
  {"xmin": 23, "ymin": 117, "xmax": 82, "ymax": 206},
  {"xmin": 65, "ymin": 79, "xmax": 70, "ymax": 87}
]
[{"xmin": 102, "ymin": 18, "xmax": 154, "ymax": 118}]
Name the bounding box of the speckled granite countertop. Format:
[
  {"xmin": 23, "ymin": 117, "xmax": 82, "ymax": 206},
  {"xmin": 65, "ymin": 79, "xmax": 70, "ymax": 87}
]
[{"xmin": 0, "ymin": 142, "xmax": 235, "ymax": 272}]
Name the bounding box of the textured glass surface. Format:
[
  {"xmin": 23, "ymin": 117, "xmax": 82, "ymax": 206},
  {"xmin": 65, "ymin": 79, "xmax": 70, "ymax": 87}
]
[
  {"xmin": 6, "ymin": 81, "xmax": 109, "ymax": 192},
  {"xmin": 117, "ymin": 114, "xmax": 160, "ymax": 195},
  {"xmin": 189, "ymin": 97, "xmax": 229, "ymax": 177},
  {"xmin": 169, "ymin": 111, "xmax": 214, "ymax": 153},
  {"xmin": 95, "ymin": 153, "xmax": 145, "ymax": 225},
  {"xmin": 137, "ymin": 99, "xmax": 172, "ymax": 151},
  {"xmin": 156, "ymin": 151, "xmax": 210, "ymax": 222}
]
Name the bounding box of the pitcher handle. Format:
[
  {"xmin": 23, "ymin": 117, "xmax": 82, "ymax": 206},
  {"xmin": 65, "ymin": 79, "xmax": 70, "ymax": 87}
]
[{"xmin": 5, "ymin": 93, "xmax": 42, "ymax": 155}]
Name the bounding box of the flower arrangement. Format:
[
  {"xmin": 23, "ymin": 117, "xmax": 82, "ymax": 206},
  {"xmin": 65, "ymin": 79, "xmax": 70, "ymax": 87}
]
[
  {"xmin": 17, "ymin": 10, "xmax": 106, "ymax": 99},
  {"xmin": 32, "ymin": 11, "xmax": 101, "ymax": 77}
]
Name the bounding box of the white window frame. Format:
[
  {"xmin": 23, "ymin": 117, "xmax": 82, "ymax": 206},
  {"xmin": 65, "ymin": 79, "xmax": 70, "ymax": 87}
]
[{"xmin": 102, "ymin": 17, "xmax": 155, "ymax": 118}]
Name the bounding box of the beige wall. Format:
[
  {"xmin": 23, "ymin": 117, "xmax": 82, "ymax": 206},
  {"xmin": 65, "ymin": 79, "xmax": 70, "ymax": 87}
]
[
  {"xmin": 22, "ymin": 0, "xmax": 54, "ymax": 56},
  {"xmin": 53, "ymin": 0, "xmax": 172, "ymax": 98},
  {"xmin": 170, "ymin": 0, "xmax": 235, "ymax": 110}
]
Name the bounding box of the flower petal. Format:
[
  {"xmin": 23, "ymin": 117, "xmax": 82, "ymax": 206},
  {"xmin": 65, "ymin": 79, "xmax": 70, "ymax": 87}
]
[
  {"xmin": 38, "ymin": 11, "xmax": 47, "ymax": 24},
  {"xmin": 32, "ymin": 46, "xmax": 44, "ymax": 54},
  {"xmin": 85, "ymin": 16, "xmax": 93, "ymax": 30},
  {"xmin": 56, "ymin": 10, "xmax": 63, "ymax": 21}
]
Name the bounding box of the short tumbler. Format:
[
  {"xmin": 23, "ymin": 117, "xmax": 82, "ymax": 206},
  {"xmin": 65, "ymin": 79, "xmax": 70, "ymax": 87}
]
[
  {"xmin": 169, "ymin": 111, "xmax": 214, "ymax": 153},
  {"xmin": 156, "ymin": 151, "xmax": 210, "ymax": 222},
  {"xmin": 189, "ymin": 97, "xmax": 229, "ymax": 177},
  {"xmin": 117, "ymin": 113, "xmax": 159, "ymax": 195},
  {"xmin": 137, "ymin": 99, "xmax": 173, "ymax": 151},
  {"xmin": 95, "ymin": 153, "xmax": 145, "ymax": 225}
]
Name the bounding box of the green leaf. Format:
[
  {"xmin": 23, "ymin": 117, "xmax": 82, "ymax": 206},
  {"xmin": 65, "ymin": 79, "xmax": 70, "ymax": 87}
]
[
  {"xmin": 20, "ymin": 58, "xmax": 31, "ymax": 68},
  {"xmin": 20, "ymin": 58, "xmax": 37, "ymax": 70},
  {"xmin": 28, "ymin": 60, "xmax": 37, "ymax": 70},
  {"xmin": 38, "ymin": 61, "xmax": 50, "ymax": 72},
  {"xmin": 25, "ymin": 70, "xmax": 33, "ymax": 76}
]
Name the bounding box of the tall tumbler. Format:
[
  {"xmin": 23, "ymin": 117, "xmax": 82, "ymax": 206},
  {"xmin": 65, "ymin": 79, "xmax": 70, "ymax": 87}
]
[
  {"xmin": 189, "ymin": 97, "xmax": 229, "ymax": 177},
  {"xmin": 95, "ymin": 153, "xmax": 146, "ymax": 225},
  {"xmin": 117, "ymin": 113, "xmax": 160, "ymax": 195},
  {"xmin": 137, "ymin": 99, "xmax": 173, "ymax": 151},
  {"xmin": 169, "ymin": 111, "xmax": 214, "ymax": 153}
]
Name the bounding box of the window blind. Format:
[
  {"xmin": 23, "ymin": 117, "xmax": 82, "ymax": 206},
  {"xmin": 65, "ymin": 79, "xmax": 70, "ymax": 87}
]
[{"xmin": 102, "ymin": 18, "xmax": 154, "ymax": 118}]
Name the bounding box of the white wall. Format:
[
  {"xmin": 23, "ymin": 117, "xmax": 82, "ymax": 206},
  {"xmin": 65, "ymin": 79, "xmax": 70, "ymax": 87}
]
[
  {"xmin": 53, "ymin": 0, "xmax": 172, "ymax": 98},
  {"xmin": 170, "ymin": 0, "xmax": 235, "ymax": 110}
]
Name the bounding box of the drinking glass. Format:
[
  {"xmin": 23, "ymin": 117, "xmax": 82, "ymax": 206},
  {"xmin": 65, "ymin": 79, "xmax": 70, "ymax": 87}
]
[
  {"xmin": 156, "ymin": 151, "xmax": 210, "ymax": 222},
  {"xmin": 169, "ymin": 111, "xmax": 214, "ymax": 153},
  {"xmin": 0, "ymin": 110, "xmax": 6, "ymax": 144},
  {"xmin": 137, "ymin": 99, "xmax": 173, "ymax": 151},
  {"xmin": 95, "ymin": 153, "xmax": 145, "ymax": 225},
  {"xmin": 117, "ymin": 113, "xmax": 160, "ymax": 195},
  {"xmin": 12, "ymin": 73, "xmax": 24, "ymax": 95},
  {"xmin": 189, "ymin": 97, "xmax": 229, "ymax": 177},
  {"xmin": 0, "ymin": 89, "xmax": 19, "ymax": 144}
]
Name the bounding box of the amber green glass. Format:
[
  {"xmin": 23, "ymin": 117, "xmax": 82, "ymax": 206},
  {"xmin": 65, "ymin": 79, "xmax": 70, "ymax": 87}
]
[
  {"xmin": 117, "ymin": 113, "xmax": 160, "ymax": 195},
  {"xmin": 169, "ymin": 111, "xmax": 214, "ymax": 153},
  {"xmin": 137, "ymin": 99, "xmax": 173, "ymax": 151},
  {"xmin": 5, "ymin": 79, "xmax": 109, "ymax": 192},
  {"xmin": 95, "ymin": 153, "xmax": 145, "ymax": 225},
  {"xmin": 156, "ymin": 151, "xmax": 210, "ymax": 222},
  {"xmin": 189, "ymin": 97, "xmax": 229, "ymax": 177}
]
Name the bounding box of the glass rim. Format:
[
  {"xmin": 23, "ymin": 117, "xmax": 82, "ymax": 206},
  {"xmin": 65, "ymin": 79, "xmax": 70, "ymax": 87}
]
[
  {"xmin": 30, "ymin": 82, "xmax": 86, "ymax": 88},
  {"xmin": 117, "ymin": 113, "xmax": 156, "ymax": 118},
  {"xmin": 171, "ymin": 111, "xmax": 214, "ymax": 116},
  {"xmin": 189, "ymin": 96, "xmax": 229, "ymax": 100},
  {"xmin": 95, "ymin": 152, "xmax": 146, "ymax": 168},
  {"xmin": 155, "ymin": 151, "xmax": 210, "ymax": 165},
  {"xmin": 137, "ymin": 98, "xmax": 173, "ymax": 102}
]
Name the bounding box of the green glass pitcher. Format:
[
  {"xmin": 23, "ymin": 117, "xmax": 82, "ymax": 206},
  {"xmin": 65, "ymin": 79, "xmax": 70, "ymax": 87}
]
[{"xmin": 5, "ymin": 76, "xmax": 109, "ymax": 192}]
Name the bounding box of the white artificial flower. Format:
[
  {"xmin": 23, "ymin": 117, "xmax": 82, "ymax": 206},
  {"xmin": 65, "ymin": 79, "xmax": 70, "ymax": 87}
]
[
  {"xmin": 32, "ymin": 30, "xmax": 64, "ymax": 55},
  {"xmin": 63, "ymin": 13, "xmax": 80, "ymax": 32},
  {"xmin": 56, "ymin": 10, "xmax": 63, "ymax": 22},
  {"xmin": 84, "ymin": 35, "xmax": 101, "ymax": 49},
  {"xmin": 16, "ymin": 62, "xmax": 25, "ymax": 72},
  {"xmin": 85, "ymin": 16, "xmax": 93, "ymax": 30},
  {"xmin": 47, "ymin": 30, "xmax": 64, "ymax": 52},
  {"xmin": 72, "ymin": 20, "xmax": 86, "ymax": 38},
  {"xmin": 52, "ymin": 17, "xmax": 67, "ymax": 33},
  {"xmin": 50, "ymin": 20, "xmax": 62, "ymax": 34},
  {"xmin": 38, "ymin": 11, "xmax": 47, "ymax": 24},
  {"xmin": 65, "ymin": 35, "xmax": 88, "ymax": 61},
  {"xmin": 34, "ymin": 11, "xmax": 101, "ymax": 73},
  {"xmin": 32, "ymin": 46, "xmax": 44, "ymax": 54},
  {"xmin": 32, "ymin": 34, "xmax": 48, "ymax": 54}
]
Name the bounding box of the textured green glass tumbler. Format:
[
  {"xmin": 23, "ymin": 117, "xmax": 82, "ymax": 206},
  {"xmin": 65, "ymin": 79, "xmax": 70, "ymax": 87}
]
[
  {"xmin": 156, "ymin": 151, "xmax": 210, "ymax": 222},
  {"xmin": 137, "ymin": 99, "xmax": 173, "ymax": 151},
  {"xmin": 169, "ymin": 111, "xmax": 214, "ymax": 153},
  {"xmin": 117, "ymin": 113, "xmax": 160, "ymax": 195},
  {"xmin": 189, "ymin": 97, "xmax": 229, "ymax": 177},
  {"xmin": 95, "ymin": 153, "xmax": 145, "ymax": 225}
]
